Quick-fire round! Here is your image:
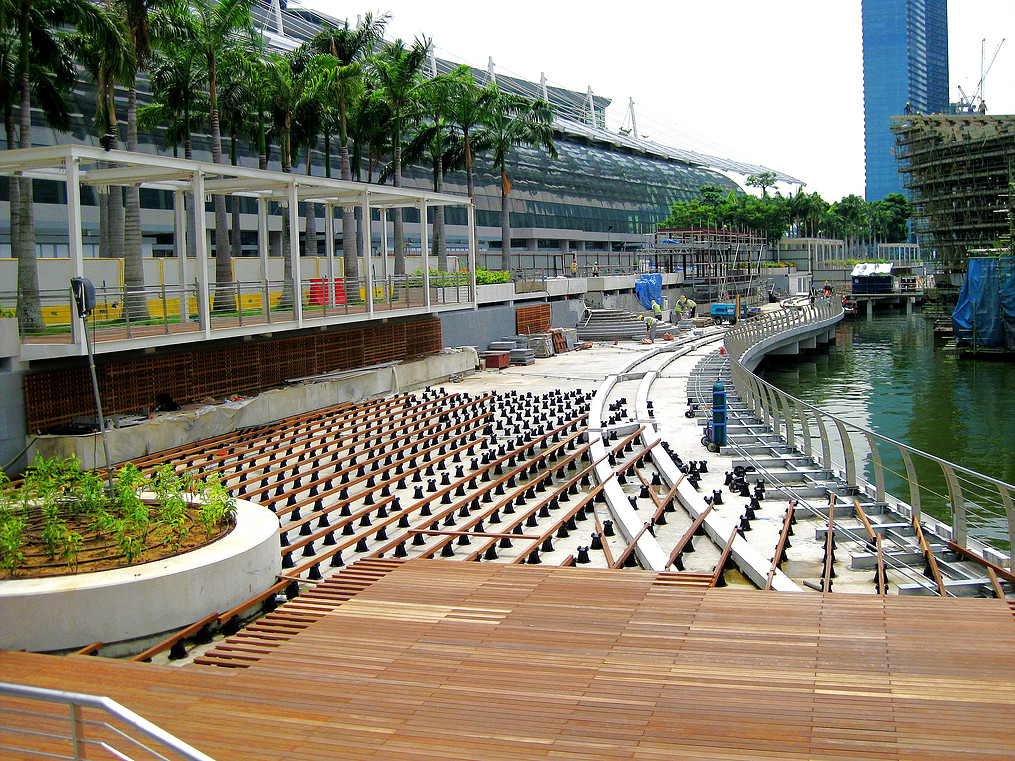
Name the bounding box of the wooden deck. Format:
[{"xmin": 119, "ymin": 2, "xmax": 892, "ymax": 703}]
[{"xmin": 4, "ymin": 559, "xmax": 1015, "ymax": 760}]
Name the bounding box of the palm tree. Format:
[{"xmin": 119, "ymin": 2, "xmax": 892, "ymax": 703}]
[
  {"xmin": 370, "ymin": 37, "xmax": 429, "ymax": 276},
  {"xmin": 118, "ymin": 0, "xmax": 182, "ymax": 320},
  {"xmin": 479, "ymin": 89, "xmax": 557, "ymax": 273},
  {"xmin": 66, "ymin": 14, "xmax": 132, "ymax": 267},
  {"xmin": 10, "ymin": 0, "xmax": 116, "ymax": 331},
  {"xmin": 139, "ymin": 40, "xmax": 207, "ymax": 159},
  {"xmin": 258, "ymin": 46, "xmax": 334, "ymax": 306},
  {"xmin": 312, "ymin": 14, "xmax": 387, "ymax": 284},
  {"xmin": 442, "ymin": 72, "xmax": 496, "ymax": 204},
  {"xmin": 2, "ymin": 19, "xmax": 74, "ymax": 330},
  {"xmin": 402, "ymin": 71, "xmax": 465, "ymax": 271},
  {"xmin": 174, "ymin": 0, "xmax": 257, "ymax": 311}
]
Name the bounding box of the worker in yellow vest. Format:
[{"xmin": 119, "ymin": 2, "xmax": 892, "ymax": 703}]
[
  {"xmin": 679, "ymin": 295, "xmax": 697, "ymax": 317},
  {"xmin": 638, "ymin": 314, "xmax": 658, "ymax": 341}
]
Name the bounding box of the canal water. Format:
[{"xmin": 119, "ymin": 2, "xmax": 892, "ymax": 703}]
[{"xmin": 759, "ymin": 310, "xmax": 1015, "ymax": 545}]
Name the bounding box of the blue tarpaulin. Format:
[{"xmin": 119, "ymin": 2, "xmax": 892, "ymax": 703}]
[
  {"xmin": 952, "ymin": 256, "xmax": 1015, "ymax": 350},
  {"xmin": 635, "ymin": 273, "xmax": 662, "ymax": 310}
]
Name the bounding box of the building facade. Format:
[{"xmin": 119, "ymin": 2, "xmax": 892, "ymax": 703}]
[{"xmin": 862, "ymin": 0, "xmax": 949, "ymax": 201}]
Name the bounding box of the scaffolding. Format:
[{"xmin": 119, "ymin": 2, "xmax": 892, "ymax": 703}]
[
  {"xmin": 890, "ymin": 114, "xmax": 1015, "ymax": 272},
  {"xmin": 647, "ymin": 228, "xmax": 768, "ymax": 303}
]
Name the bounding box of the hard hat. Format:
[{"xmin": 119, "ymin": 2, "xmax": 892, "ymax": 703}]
[{"xmin": 638, "ymin": 314, "xmax": 644, "ymax": 320}]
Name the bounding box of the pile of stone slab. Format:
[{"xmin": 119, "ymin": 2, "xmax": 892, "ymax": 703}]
[
  {"xmin": 487, "ymin": 338, "xmax": 535, "ymax": 366},
  {"xmin": 576, "ymin": 308, "xmax": 675, "ymax": 341}
]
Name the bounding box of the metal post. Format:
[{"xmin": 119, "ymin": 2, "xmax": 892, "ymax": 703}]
[
  {"xmin": 191, "ymin": 172, "xmax": 211, "ymax": 337},
  {"xmin": 380, "ymin": 208, "xmax": 390, "ymax": 306},
  {"xmin": 257, "ymin": 196, "xmax": 269, "ymax": 320},
  {"xmin": 467, "ymin": 202, "xmax": 478, "ymax": 304},
  {"xmin": 175, "ymin": 190, "xmax": 189, "ymax": 323},
  {"xmin": 362, "ymin": 192, "xmax": 373, "ymax": 316},
  {"xmin": 66, "ymin": 157, "xmax": 86, "ymax": 351},
  {"xmin": 79, "ymin": 312, "xmax": 114, "ymax": 493},
  {"xmin": 419, "ymin": 200, "xmax": 430, "ymax": 309},
  {"xmin": 325, "ymin": 202, "xmax": 335, "ymax": 314},
  {"xmin": 287, "ymin": 182, "xmax": 302, "ymax": 324},
  {"xmin": 69, "ymin": 704, "xmax": 83, "ymax": 761}
]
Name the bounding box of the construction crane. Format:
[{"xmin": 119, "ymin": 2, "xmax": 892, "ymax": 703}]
[{"xmin": 957, "ymin": 38, "xmax": 1005, "ymax": 114}]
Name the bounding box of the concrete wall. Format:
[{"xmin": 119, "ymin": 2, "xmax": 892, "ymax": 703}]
[
  {"xmin": 0, "ymin": 366, "xmax": 27, "ymax": 472},
  {"xmin": 551, "ymin": 298, "xmax": 586, "ymax": 328},
  {"xmin": 0, "ymin": 500, "xmax": 280, "ymax": 656},
  {"xmin": 440, "ymin": 305, "xmax": 517, "ymax": 351},
  {"xmin": 32, "ymin": 349, "xmax": 477, "ymax": 469}
]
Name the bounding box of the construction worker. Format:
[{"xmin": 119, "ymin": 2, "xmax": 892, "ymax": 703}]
[
  {"xmin": 651, "ymin": 300, "xmax": 662, "ymax": 317},
  {"xmin": 638, "ymin": 314, "xmax": 658, "ymax": 342},
  {"xmin": 673, "ymin": 299, "xmax": 683, "ymax": 322},
  {"xmin": 679, "ymin": 294, "xmax": 697, "ymax": 318}
]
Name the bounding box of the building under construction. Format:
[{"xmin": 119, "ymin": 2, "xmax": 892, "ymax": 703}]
[
  {"xmin": 891, "ymin": 114, "xmax": 1015, "ymax": 272},
  {"xmin": 647, "ymin": 228, "xmax": 769, "ymax": 302}
]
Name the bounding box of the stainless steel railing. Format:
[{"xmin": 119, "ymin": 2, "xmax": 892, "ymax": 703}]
[
  {"xmin": 723, "ymin": 302, "xmax": 1015, "ymax": 558},
  {"xmin": 0, "ymin": 681, "xmax": 216, "ymax": 761},
  {"xmin": 4, "ymin": 271, "xmax": 477, "ymax": 349}
]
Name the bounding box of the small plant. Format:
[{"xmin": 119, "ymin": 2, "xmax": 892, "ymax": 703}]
[
  {"xmin": 58, "ymin": 526, "xmax": 83, "ymax": 570},
  {"xmin": 476, "ymin": 268, "xmax": 510, "ymax": 285},
  {"xmin": 41, "ymin": 503, "xmax": 66, "ymax": 560},
  {"xmin": 112, "ymin": 517, "xmax": 145, "ymax": 563},
  {"xmin": 197, "ymin": 473, "xmax": 236, "ymax": 536},
  {"xmin": 0, "ymin": 456, "xmax": 237, "ymax": 577},
  {"xmin": 0, "ymin": 508, "xmax": 26, "ymax": 576},
  {"xmin": 0, "ymin": 307, "xmax": 15, "ymax": 318}
]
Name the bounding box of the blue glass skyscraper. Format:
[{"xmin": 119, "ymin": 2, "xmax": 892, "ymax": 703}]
[{"xmin": 862, "ymin": 0, "xmax": 949, "ymax": 201}]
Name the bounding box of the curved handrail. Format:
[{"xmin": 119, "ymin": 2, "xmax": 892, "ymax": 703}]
[
  {"xmin": 0, "ymin": 681, "xmax": 216, "ymax": 761},
  {"xmin": 723, "ymin": 305, "xmax": 1015, "ymax": 560}
]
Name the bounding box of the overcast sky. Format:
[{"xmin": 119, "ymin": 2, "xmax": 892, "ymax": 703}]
[{"xmin": 308, "ymin": 1, "xmax": 1015, "ymax": 202}]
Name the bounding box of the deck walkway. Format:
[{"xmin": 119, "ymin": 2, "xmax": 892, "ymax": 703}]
[{"xmin": 4, "ymin": 559, "xmax": 1015, "ymax": 760}]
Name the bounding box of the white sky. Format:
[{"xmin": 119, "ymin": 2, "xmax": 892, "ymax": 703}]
[{"xmin": 307, "ymin": 1, "xmax": 1015, "ymax": 201}]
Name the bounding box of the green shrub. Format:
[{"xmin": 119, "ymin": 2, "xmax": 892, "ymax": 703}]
[{"xmin": 0, "ymin": 456, "xmax": 236, "ymax": 576}]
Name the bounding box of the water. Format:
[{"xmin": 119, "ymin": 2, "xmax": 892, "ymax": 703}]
[{"xmin": 760, "ymin": 310, "xmax": 1015, "ymax": 544}]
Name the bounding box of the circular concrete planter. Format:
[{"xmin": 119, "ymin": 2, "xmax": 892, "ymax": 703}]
[{"xmin": 0, "ymin": 499, "xmax": 280, "ymax": 655}]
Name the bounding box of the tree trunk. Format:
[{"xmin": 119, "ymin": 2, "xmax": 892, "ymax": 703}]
[
  {"xmin": 277, "ymin": 145, "xmax": 294, "ymax": 309},
  {"xmin": 15, "ymin": 56, "xmax": 42, "ymax": 331},
  {"xmin": 433, "ymin": 159, "xmax": 447, "ymax": 272},
  {"xmin": 123, "ymin": 84, "xmax": 150, "ymax": 320},
  {"xmin": 6, "ymin": 113, "xmax": 21, "ymax": 316},
  {"xmin": 340, "ymin": 142, "xmax": 358, "ymax": 295},
  {"xmin": 304, "ymin": 145, "xmax": 317, "ymax": 259},
  {"xmin": 464, "ymin": 129, "xmax": 475, "ymax": 202},
  {"xmin": 500, "ymin": 170, "xmax": 511, "ymax": 274},
  {"xmin": 279, "ymin": 201, "xmax": 293, "ymax": 309},
  {"xmin": 208, "ymin": 57, "xmax": 232, "ymax": 312}
]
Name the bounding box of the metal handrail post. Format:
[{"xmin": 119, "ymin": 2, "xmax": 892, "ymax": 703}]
[
  {"xmin": 162, "ymin": 283, "xmax": 169, "ymax": 335},
  {"xmin": 69, "ymin": 703, "xmax": 82, "ymax": 761}
]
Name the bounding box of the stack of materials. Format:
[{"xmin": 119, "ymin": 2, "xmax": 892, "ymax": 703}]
[
  {"xmin": 525, "ymin": 333, "xmax": 555, "ymax": 358},
  {"xmin": 487, "ymin": 338, "xmax": 536, "ymax": 366},
  {"xmin": 576, "ymin": 308, "xmax": 675, "ymax": 341},
  {"xmin": 510, "ymin": 345, "xmax": 536, "ymax": 365}
]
